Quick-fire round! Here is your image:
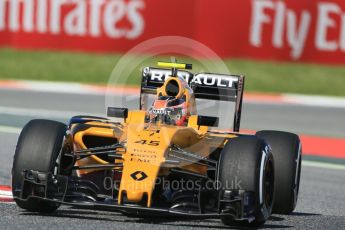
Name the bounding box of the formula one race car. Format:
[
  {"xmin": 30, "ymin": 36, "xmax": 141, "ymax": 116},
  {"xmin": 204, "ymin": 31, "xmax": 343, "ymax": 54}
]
[{"xmin": 12, "ymin": 62, "xmax": 302, "ymax": 227}]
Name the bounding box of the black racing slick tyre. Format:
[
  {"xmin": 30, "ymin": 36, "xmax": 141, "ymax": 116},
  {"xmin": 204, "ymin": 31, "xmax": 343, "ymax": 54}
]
[
  {"xmin": 218, "ymin": 136, "xmax": 274, "ymax": 227},
  {"xmin": 12, "ymin": 119, "xmax": 67, "ymax": 213},
  {"xmin": 256, "ymin": 130, "xmax": 302, "ymax": 214}
]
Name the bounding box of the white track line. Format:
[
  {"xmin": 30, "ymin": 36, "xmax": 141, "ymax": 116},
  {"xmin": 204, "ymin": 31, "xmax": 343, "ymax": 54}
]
[
  {"xmin": 0, "ymin": 125, "xmax": 21, "ymax": 134},
  {"xmin": 284, "ymin": 94, "xmax": 345, "ymax": 108},
  {"xmin": 16, "ymin": 80, "xmax": 104, "ymax": 95},
  {"xmin": 302, "ymin": 160, "xmax": 345, "ymax": 170},
  {"xmin": 0, "ymin": 106, "xmax": 104, "ymax": 120},
  {"xmin": 1, "ymin": 80, "xmax": 345, "ymax": 108}
]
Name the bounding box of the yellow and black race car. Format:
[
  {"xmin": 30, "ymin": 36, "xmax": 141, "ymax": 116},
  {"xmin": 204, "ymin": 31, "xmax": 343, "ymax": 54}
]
[{"xmin": 11, "ymin": 62, "xmax": 302, "ymax": 227}]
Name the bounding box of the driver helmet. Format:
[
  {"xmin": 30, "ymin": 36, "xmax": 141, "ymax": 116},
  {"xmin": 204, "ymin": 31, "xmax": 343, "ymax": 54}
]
[{"xmin": 149, "ymin": 96, "xmax": 187, "ymax": 126}]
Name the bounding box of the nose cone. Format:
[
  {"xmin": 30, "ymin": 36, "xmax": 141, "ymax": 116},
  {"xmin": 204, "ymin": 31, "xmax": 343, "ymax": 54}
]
[
  {"xmin": 118, "ymin": 124, "xmax": 203, "ymax": 207},
  {"xmin": 126, "ymin": 191, "xmax": 145, "ymax": 203},
  {"xmin": 118, "ymin": 125, "xmax": 170, "ymax": 207}
]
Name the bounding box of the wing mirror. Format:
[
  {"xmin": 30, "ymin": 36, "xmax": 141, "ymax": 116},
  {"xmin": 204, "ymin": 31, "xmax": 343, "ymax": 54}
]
[
  {"xmin": 107, "ymin": 107, "xmax": 128, "ymax": 119},
  {"xmin": 197, "ymin": 116, "xmax": 219, "ymax": 127}
]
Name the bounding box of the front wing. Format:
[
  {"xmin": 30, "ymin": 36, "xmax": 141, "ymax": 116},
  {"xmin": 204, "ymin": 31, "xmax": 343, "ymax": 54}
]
[{"xmin": 15, "ymin": 170, "xmax": 256, "ymax": 222}]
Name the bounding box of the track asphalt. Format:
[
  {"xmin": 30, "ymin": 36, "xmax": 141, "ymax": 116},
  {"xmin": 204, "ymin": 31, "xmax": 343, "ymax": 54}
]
[{"xmin": 0, "ymin": 88, "xmax": 344, "ymax": 229}]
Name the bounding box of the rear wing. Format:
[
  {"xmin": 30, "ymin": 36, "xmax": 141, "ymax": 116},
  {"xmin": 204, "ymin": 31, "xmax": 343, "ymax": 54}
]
[{"xmin": 140, "ymin": 67, "xmax": 245, "ymax": 132}]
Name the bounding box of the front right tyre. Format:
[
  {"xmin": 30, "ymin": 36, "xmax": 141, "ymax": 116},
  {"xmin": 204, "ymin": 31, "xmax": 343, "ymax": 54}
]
[{"xmin": 256, "ymin": 130, "xmax": 302, "ymax": 214}]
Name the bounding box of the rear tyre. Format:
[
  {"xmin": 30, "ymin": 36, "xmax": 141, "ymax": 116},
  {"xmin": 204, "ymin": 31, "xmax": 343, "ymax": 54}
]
[
  {"xmin": 256, "ymin": 130, "xmax": 302, "ymax": 214},
  {"xmin": 219, "ymin": 136, "xmax": 274, "ymax": 227},
  {"xmin": 12, "ymin": 119, "xmax": 67, "ymax": 212}
]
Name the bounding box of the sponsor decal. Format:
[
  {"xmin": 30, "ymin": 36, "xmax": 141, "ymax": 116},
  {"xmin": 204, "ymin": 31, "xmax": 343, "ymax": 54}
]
[
  {"xmin": 0, "ymin": 0, "xmax": 145, "ymax": 39},
  {"xmin": 144, "ymin": 68, "xmax": 193, "ymax": 84},
  {"xmin": 130, "ymin": 171, "xmax": 148, "ymax": 181},
  {"xmin": 191, "ymin": 74, "xmax": 238, "ymax": 88},
  {"xmin": 134, "ymin": 139, "xmax": 160, "ymax": 146},
  {"xmin": 250, "ymin": 0, "xmax": 345, "ymax": 60},
  {"xmin": 145, "ymin": 68, "xmax": 238, "ymax": 88},
  {"xmin": 130, "ymin": 149, "xmax": 158, "ymax": 163},
  {"xmin": 151, "ymin": 108, "xmax": 171, "ymax": 115}
]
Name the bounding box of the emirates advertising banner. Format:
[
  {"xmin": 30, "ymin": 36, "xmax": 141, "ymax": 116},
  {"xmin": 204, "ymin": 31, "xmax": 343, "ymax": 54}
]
[{"xmin": 0, "ymin": 0, "xmax": 345, "ymax": 64}]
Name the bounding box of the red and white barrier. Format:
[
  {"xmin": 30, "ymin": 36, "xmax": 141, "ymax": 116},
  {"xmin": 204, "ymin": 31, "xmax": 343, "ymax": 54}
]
[
  {"xmin": 0, "ymin": 185, "xmax": 13, "ymax": 202},
  {"xmin": 1, "ymin": 0, "xmax": 345, "ymax": 64}
]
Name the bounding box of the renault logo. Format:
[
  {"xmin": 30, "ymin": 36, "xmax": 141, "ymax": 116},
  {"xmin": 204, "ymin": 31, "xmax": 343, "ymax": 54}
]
[{"xmin": 130, "ymin": 171, "xmax": 148, "ymax": 181}]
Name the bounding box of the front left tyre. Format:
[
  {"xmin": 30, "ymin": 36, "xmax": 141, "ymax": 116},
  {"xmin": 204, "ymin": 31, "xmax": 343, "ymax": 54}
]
[
  {"xmin": 218, "ymin": 136, "xmax": 274, "ymax": 227},
  {"xmin": 12, "ymin": 119, "xmax": 67, "ymax": 212}
]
